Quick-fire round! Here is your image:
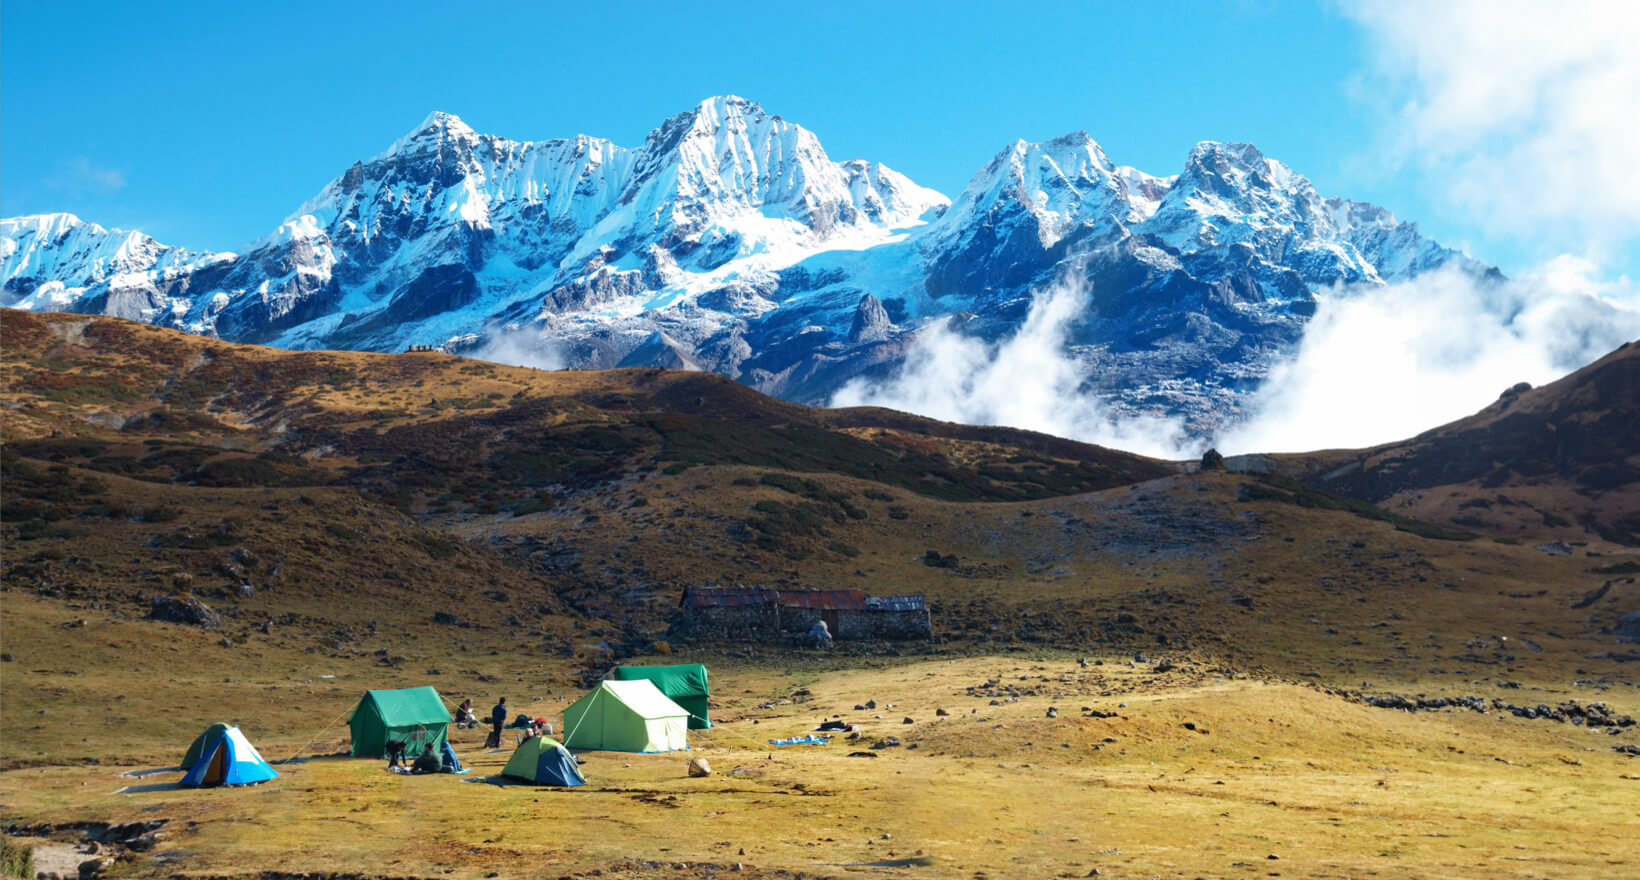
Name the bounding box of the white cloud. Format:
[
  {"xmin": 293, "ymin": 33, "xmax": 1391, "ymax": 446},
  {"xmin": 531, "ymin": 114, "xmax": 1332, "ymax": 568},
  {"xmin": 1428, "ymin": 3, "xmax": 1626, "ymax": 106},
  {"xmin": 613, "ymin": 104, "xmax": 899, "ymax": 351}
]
[
  {"xmin": 1342, "ymin": 0, "xmax": 1640, "ymax": 264},
  {"xmin": 1215, "ymin": 263, "xmax": 1640, "ymax": 454},
  {"xmin": 471, "ymin": 327, "xmax": 565, "ymax": 371},
  {"xmin": 830, "ymin": 273, "xmax": 1200, "ymax": 460}
]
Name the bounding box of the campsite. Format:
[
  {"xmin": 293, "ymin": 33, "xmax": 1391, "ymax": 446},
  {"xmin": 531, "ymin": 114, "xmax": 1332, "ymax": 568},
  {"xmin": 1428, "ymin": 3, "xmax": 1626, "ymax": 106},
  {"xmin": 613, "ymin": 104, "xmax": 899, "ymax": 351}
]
[{"xmin": 4, "ymin": 620, "xmax": 1639, "ymax": 879}]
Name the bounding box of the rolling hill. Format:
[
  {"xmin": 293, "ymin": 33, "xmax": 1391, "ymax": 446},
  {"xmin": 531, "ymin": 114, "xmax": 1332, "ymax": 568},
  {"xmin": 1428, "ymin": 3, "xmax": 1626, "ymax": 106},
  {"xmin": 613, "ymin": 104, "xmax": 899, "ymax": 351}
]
[{"xmin": 1277, "ymin": 339, "xmax": 1640, "ymax": 546}]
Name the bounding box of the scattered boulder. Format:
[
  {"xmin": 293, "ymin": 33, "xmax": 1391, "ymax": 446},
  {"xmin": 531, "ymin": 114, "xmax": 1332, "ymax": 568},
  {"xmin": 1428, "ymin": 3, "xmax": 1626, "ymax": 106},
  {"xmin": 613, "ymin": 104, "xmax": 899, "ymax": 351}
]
[
  {"xmin": 432, "ymin": 612, "xmax": 461, "ymax": 625},
  {"xmin": 147, "ymin": 595, "xmax": 223, "ymax": 629},
  {"xmin": 902, "ymin": 717, "xmax": 914, "ymax": 724},
  {"xmin": 935, "ymin": 708, "xmax": 950, "ymax": 716},
  {"xmin": 78, "ymin": 855, "xmax": 118, "ymax": 877},
  {"xmin": 1046, "ymin": 707, "xmax": 1059, "ymax": 719},
  {"xmin": 687, "ymin": 757, "xmax": 712, "ymax": 777},
  {"xmin": 126, "ymin": 831, "xmax": 164, "ymax": 852}
]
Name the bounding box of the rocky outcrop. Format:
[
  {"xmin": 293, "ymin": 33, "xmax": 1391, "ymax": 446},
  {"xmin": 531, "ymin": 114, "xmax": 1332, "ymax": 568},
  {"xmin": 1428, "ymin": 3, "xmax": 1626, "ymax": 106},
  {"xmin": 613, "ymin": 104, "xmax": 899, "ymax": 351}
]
[{"xmin": 146, "ymin": 596, "xmax": 223, "ymax": 629}]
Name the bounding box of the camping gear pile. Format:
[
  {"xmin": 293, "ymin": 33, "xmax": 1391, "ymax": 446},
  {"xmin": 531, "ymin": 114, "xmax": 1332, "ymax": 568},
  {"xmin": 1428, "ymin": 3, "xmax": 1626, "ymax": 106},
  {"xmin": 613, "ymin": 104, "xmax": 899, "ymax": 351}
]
[{"xmin": 768, "ymin": 734, "xmax": 829, "ymax": 746}]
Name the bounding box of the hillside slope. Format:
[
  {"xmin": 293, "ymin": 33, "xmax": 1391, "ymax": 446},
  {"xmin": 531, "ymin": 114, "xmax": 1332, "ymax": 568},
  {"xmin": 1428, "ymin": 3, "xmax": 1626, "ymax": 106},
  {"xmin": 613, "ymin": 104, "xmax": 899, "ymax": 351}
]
[
  {"xmin": 1277, "ymin": 339, "xmax": 1640, "ymax": 546},
  {"xmin": 5, "ymin": 311, "xmax": 1636, "ymax": 689}
]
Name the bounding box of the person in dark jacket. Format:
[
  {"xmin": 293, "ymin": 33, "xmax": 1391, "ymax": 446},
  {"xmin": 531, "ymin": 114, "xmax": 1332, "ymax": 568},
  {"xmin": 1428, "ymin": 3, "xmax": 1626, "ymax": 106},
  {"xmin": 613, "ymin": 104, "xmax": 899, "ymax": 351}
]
[
  {"xmin": 411, "ymin": 745, "xmax": 440, "ymax": 774},
  {"xmin": 486, "ymin": 697, "xmax": 507, "ymax": 748},
  {"xmin": 385, "ymin": 738, "xmax": 408, "ymax": 768}
]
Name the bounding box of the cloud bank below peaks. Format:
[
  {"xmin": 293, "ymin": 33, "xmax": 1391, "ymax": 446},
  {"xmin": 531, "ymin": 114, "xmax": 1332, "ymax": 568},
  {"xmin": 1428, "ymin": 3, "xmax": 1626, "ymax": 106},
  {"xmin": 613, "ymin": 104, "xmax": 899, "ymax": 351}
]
[
  {"xmin": 831, "ymin": 263, "xmax": 1639, "ymax": 462},
  {"xmin": 829, "ymin": 274, "xmax": 1200, "ymax": 461},
  {"xmin": 1217, "ymin": 259, "xmax": 1640, "ymax": 454}
]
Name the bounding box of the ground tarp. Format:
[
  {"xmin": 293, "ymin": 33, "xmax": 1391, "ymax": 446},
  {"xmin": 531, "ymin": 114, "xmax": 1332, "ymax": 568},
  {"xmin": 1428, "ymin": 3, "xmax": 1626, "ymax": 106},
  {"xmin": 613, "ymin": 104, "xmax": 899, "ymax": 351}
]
[
  {"xmin": 501, "ymin": 735, "xmax": 585, "ymax": 786},
  {"xmin": 561, "ymin": 679, "xmax": 689, "ymax": 752},
  {"xmin": 347, "ymin": 686, "xmax": 452, "ymax": 757},
  {"xmin": 180, "ymin": 726, "xmax": 279, "ymax": 787},
  {"xmin": 612, "ymin": 663, "xmax": 711, "ymax": 729}
]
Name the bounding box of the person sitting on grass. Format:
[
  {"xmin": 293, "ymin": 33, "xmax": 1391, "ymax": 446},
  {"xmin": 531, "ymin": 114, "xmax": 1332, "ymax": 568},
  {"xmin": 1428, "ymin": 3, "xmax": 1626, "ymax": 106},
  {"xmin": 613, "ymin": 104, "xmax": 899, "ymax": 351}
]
[
  {"xmin": 411, "ymin": 744, "xmax": 441, "ymax": 774},
  {"xmin": 455, "ymin": 699, "xmax": 476, "ymax": 729}
]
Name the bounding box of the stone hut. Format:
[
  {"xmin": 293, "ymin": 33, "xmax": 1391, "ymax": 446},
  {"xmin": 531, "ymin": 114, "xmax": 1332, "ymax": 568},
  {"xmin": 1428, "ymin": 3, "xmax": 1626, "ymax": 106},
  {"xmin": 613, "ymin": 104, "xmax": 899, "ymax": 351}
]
[{"xmin": 679, "ymin": 586, "xmax": 931, "ymax": 641}]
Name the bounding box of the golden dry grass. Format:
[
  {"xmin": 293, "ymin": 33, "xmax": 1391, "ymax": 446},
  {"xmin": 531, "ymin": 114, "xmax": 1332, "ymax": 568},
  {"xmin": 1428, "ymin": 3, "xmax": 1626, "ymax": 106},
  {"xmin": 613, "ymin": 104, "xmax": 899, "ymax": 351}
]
[{"xmin": 3, "ymin": 642, "xmax": 1637, "ymax": 879}]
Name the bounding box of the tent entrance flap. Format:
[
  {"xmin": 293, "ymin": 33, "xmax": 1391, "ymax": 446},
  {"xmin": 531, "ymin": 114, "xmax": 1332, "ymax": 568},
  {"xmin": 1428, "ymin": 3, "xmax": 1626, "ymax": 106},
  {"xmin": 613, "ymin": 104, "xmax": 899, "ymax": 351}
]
[{"xmin": 204, "ymin": 745, "xmax": 227, "ymax": 785}]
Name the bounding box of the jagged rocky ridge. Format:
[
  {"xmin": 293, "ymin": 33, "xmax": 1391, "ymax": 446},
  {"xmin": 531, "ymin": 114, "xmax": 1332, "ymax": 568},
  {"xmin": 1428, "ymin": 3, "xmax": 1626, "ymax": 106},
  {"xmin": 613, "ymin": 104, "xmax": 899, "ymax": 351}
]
[{"xmin": 1, "ymin": 96, "xmax": 1495, "ymax": 436}]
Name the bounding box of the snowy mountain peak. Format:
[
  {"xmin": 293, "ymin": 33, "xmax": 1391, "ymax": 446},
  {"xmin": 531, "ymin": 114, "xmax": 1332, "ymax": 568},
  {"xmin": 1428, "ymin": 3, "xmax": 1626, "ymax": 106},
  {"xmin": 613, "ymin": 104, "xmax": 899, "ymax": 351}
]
[
  {"xmin": 368, "ymin": 111, "xmax": 486, "ymax": 166},
  {"xmin": 2, "ymin": 101, "xmax": 1495, "ymax": 439},
  {"xmin": 1, "ymin": 212, "xmax": 91, "ymax": 240}
]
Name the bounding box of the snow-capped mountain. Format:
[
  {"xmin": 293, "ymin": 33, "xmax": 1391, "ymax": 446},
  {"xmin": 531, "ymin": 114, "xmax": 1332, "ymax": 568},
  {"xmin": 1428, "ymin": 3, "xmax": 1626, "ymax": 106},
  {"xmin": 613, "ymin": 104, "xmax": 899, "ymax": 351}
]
[{"xmin": 1, "ymin": 96, "xmax": 1491, "ymax": 437}]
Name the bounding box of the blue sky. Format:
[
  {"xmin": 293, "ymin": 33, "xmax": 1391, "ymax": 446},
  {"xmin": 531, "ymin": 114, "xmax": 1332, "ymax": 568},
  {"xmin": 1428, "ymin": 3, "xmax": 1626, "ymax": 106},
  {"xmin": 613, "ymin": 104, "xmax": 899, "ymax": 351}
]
[{"xmin": 1, "ymin": 0, "xmax": 1633, "ymax": 280}]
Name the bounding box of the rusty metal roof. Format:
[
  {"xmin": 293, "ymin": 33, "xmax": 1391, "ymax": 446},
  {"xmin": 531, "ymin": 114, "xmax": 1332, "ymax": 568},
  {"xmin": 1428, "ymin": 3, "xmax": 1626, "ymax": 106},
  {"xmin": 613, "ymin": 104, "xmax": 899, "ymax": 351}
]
[{"xmin": 773, "ymin": 589, "xmax": 867, "ymax": 611}]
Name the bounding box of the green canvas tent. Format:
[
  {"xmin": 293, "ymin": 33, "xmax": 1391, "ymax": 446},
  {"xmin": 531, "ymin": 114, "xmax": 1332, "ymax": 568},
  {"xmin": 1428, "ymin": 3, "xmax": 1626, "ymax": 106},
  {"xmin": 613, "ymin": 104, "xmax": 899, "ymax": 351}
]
[
  {"xmin": 182, "ymin": 721, "xmax": 231, "ymax": 769},
  {"xmin": 347, "ymin": 686, "xmax": 452, "ymax": 758},
  {"xmin": 502, "ymin": 736, "xmax": 586, "ymax": 786},
  {"xmin": 561, "ymin": 679, "xmax": 689, "ymax": 752},
  {"xmin": 612, "ymin": 664, "xmax": 711, "ymax": 729}
]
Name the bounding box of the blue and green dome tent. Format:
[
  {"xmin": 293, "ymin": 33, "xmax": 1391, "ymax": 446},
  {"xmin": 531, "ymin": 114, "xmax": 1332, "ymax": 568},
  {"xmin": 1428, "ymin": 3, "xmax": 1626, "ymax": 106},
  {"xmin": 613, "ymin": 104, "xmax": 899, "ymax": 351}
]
[
  {"xmin": 179, "ymin": 726, "xmax": 279, "ymax": 787},
  {"xmin": 501, "ymin": 735, "xmax": 585, "ymax": 786}
]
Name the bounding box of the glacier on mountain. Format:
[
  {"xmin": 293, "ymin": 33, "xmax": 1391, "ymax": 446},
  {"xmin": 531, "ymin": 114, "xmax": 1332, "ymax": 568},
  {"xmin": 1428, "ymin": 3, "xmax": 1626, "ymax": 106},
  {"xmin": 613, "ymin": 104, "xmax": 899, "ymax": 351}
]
[{"xmin": 1, "ymin": 95, "xmax": 1500, "ymax": 440}]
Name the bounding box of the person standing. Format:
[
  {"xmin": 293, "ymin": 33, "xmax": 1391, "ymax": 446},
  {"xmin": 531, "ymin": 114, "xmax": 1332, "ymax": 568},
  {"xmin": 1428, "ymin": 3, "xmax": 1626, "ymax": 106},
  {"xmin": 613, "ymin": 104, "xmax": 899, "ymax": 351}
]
[{"xmin": 486, "ymin": 697, "xmax": 507, "ymax": 748}]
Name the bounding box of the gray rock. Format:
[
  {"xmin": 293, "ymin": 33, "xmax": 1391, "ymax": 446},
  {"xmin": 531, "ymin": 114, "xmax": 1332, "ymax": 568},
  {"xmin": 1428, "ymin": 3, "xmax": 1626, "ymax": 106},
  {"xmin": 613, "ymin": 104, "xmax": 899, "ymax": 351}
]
[{"xmin": 147, "ymin": 595, "xmax": 223, "ymax": 629}]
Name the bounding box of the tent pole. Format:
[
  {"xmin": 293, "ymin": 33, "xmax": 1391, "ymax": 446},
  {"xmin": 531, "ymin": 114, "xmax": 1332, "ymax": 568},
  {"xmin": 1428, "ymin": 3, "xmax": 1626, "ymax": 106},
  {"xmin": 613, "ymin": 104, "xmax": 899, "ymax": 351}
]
[{"xmin": 560, "ymin": 687, "xmax": 600, "ymax": 748}]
